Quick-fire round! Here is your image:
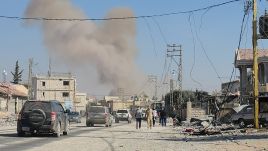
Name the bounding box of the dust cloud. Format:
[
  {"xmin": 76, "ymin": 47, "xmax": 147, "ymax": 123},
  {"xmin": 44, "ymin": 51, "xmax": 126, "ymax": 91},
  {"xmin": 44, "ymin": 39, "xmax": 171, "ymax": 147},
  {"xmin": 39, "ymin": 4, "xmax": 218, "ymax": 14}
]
[{"xmin": 24, "ymin": 0, "xmax": 145, "ymax": 95}]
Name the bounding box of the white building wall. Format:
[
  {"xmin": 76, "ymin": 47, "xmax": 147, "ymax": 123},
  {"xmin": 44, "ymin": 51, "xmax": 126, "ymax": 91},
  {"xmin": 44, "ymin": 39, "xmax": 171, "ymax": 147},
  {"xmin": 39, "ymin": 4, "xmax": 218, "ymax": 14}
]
[{"xmin": 32, "ymin": 75, "xmax": 76, "ymax": 104}]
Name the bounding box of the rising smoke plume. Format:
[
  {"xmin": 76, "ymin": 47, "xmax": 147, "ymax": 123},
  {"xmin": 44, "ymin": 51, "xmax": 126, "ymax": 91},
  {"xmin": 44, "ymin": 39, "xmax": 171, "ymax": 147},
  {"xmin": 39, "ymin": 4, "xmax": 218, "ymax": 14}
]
[{"xmin": 25, "ymin": 0, "xmax": 145, "ymax": 95}]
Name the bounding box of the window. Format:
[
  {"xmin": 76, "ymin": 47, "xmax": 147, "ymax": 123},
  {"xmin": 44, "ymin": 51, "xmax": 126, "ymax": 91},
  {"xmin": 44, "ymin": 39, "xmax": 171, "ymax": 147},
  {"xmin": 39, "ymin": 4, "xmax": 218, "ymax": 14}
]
[
  {"xmin": 62, "ymin": 92, "xmax": 69, "ymax": 97},
  {"xmin": 42, "ymin": 92, "xmax": 45, "ymax": 97},
  {"xmin": 63, "ymin": 81, "xmax": 70, "ymax": 86},
  {"xmin": 42, "ymin": 81, "xmax": 46, "ymax": 86}
]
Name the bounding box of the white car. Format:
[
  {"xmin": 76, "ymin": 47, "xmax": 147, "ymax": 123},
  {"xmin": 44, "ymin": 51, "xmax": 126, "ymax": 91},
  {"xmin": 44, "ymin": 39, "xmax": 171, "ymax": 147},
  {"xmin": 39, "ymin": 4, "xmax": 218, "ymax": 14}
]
[{"xmin": 116, "ymin": 109, "xmax": 132, "ymax": 123}]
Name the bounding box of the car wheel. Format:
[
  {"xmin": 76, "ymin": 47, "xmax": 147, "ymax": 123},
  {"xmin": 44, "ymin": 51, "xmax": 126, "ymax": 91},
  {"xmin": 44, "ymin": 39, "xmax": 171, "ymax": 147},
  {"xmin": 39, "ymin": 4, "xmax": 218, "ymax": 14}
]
[
  {"xmin": 54, "ymin": 122, "xmax": 61, "ymax": 137},
  {"xmin": 238, "ymin": 119, "xmax": 246, "ymax": 128},
  {"xmin": 17, "ymin": 131, "xmax": 25, "ymax": 137}
]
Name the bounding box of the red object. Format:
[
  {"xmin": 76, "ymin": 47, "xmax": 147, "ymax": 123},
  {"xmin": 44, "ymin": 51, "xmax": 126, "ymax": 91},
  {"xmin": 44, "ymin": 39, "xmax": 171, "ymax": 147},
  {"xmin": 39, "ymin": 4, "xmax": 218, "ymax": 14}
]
[
  {"xmin": 51, "ymin": 112, "xmax": 56, "ymax": 121},
  {"xmin": 185, "ymin": 128, "xmax": 194, "ymax": 133}
]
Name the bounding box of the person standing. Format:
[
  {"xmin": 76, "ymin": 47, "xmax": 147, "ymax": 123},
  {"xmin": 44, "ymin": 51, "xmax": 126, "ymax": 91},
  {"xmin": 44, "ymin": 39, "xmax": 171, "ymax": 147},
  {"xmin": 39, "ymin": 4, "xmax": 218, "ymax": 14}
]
[
  {"xmin": 135, "ymin": 107, "xmax": 142, "ymax": 129},
  {"xmin": 145, "ymin": 106, "xmax": 153, "ymax": 129},
  {"xmin": 160, "ymin": 108, "xmax": 167, "ymax": 126},
  {"xmin": 152, "ymin": 108, "xmax": 157, "ymax": 127}
]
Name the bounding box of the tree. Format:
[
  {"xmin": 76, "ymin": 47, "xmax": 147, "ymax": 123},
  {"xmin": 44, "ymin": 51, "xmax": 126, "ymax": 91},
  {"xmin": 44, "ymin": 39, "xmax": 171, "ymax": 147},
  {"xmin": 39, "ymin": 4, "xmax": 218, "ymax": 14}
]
[{"xmin": 11, "ymin": 60, "xmax": 23, "ymax": 84}]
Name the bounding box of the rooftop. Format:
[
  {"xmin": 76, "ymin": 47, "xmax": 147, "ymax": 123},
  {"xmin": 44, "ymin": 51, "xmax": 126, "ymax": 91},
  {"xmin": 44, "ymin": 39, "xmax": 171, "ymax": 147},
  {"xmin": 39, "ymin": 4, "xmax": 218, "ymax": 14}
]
[{"xmin": 235, "ymin": 49, "xmax": 268, "ymax": 67}]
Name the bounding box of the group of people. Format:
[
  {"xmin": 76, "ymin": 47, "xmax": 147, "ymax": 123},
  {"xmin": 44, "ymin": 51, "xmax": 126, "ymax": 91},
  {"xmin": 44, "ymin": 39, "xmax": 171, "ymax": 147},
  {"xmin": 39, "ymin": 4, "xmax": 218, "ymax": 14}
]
[{"xmin": 134, "ymin": 106, "xmax": 167, "ymax": 129}]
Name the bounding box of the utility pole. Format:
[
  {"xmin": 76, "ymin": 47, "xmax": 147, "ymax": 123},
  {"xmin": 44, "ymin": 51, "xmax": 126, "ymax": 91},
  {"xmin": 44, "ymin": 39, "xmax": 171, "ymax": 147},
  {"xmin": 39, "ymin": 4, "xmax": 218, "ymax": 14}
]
[
  {"xmin": 167, "ymin": 44, "xmax": 183, "ymax": 110},
  {"xmin": 148, "ymin": 75, "xmax": 157, "ymax": 101},
  {"xmin": 252, "ymin": 0, "xmax": 259, "ymax": 129},
  {"xmin": 28, "ymin": 58, "xmax": 33, "ymax": 100},
  {"xmin": 170, "ymin": 79, "xmax": 174, "ymax": 111}
]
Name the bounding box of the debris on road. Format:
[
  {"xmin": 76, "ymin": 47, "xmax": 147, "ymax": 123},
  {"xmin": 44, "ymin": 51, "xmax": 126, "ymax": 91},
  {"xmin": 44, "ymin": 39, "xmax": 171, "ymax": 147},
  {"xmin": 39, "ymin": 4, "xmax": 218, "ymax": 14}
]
[{"xmin": 0, "ymin": 112, "xmax": 17, "ymax": 127}]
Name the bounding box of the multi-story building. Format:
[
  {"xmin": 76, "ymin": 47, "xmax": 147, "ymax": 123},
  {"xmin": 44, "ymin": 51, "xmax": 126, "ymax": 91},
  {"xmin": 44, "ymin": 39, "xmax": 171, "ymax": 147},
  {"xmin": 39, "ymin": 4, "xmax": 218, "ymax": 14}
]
[
  {"xmin": 235, "ymin": 49, "xmax": 268, "ymax": 104},
  {"xmin": 31, "ymin": 73, "xmax": 76, "ymax": 106}
]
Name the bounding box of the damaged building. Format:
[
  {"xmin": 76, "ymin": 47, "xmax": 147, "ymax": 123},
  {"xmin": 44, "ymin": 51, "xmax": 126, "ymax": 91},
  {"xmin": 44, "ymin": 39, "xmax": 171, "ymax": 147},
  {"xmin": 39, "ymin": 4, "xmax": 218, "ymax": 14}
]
[{"xmin": 235, "ymin": 49, "xmax": 268, "ymax": 104}]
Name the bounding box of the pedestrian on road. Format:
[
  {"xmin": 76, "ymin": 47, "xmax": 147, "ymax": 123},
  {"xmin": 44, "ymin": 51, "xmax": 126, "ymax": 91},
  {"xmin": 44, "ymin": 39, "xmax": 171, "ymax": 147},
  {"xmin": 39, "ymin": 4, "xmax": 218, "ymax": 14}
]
[
  {"xmin": 135, "ymin": 107, "xmax": 142, "ymax": 129},
  {"xmin": 152, "ymin": 108, "xmax": 157, "ymax": 127},
  {"xmin": 146, "ymin": 106, "xmax": 153, "ymax": 129},
  {"xmin": 160, "ymin": 108, "xmax": 167, "ymax": 127}
]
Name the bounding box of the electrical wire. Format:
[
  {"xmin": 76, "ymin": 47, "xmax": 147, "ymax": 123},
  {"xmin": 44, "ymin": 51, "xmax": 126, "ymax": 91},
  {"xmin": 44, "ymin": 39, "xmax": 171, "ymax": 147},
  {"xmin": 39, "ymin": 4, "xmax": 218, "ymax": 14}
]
[
  {"xmin": 0, "ymin": 0, "xmax": 242, "ymax": 21},
  {"xmin": 142, "ymin": 18, "xmax": 157, "ymax": 56},
  {"xmin": 221, "ymin": 3, "xmax": 249, "ymax": 104},
  {"xmin": 191, "ymin": 12, "xmax": 223, "ymax": 83},
  {"xmin": 188, "ymin": 13, "xmax": 203, "ymax": 88},
  {"xmin": 151, "ymin": 17, "xmax": 168, "ymax": 45}
]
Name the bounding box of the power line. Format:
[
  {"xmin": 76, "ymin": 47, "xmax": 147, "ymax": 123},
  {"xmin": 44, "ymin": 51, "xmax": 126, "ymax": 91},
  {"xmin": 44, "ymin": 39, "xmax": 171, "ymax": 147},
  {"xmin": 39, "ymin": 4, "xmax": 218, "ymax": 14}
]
[
  {"xmin": 190, "ymin": 12, "xmax": 223, "ymax": 83},
  {"xmin": 222, "ymin": 1, "xmax": 250, "ymax": 103},
  {"xmin": 188, "ymin": 13, "xmax": 203, "ymax": 88},
  {"xmin": 151, "ymin": 17, "xmax": 168, "ymax": 45},
  {"xmin": 0, "ymin": 0, "xmax": 242, "ymax": 21},
  {"xmin": 142, "ymin": 18, "xmax": 157, "ymax": 56}
]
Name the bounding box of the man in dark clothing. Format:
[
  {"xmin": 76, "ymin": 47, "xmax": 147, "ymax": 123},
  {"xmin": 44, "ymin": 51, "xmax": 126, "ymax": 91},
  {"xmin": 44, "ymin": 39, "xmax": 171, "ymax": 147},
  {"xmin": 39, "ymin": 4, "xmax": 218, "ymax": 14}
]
[
  {"xmin": 160, "ymin": 109, "xmax": 167, "ymax": 126},
  {"xmin": 135, "ymin": 108, "xmax": 142, "ymax": 129}
]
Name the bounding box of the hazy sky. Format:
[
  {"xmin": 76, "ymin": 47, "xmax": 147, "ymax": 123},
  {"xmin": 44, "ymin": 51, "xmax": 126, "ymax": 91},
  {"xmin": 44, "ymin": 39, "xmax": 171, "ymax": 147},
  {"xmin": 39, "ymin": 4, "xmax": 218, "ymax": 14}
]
[{"xmin": 0, "ymin": 0, "xmax": 267, "ymax": 98}]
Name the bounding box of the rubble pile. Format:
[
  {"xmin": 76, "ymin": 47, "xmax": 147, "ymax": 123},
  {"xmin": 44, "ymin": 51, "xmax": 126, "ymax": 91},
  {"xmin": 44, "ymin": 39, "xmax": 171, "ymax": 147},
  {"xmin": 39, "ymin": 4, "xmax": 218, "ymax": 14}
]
[
  {"xmin": 178, "ymin": 118, "xmax": 241, "ymax": 136},
  {"xmin": 0, "ymin": 112, "xmax": 17, "ymax": 127}
]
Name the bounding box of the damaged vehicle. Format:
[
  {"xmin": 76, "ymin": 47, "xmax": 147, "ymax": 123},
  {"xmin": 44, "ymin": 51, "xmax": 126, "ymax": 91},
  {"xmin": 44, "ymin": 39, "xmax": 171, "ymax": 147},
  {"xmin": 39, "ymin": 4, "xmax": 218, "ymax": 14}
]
[{"xmin": 231, "ymin": 105, "xmax": 268, "ymax": 128}]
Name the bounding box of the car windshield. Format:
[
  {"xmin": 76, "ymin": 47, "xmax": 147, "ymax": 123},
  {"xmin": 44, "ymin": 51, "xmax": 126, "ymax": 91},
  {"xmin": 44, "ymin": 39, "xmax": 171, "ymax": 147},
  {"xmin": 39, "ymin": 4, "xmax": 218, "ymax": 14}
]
[
  {"xmin": 23, "ymin": 101, "xmax": 51, "ymax": 112},
  {"xmin": 117, "ymin": 110, "xmax": 128, "ymax": 113},
  {"xmin": 88, "ymin": 107, "xmax": 105, "ymax": 113}
]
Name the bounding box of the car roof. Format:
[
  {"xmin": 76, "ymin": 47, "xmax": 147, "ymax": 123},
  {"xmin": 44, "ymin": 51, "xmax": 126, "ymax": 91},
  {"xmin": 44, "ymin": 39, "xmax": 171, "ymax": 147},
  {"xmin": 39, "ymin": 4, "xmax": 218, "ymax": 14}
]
[{"xmin": 27, "ymin": 100, "xmax": 60, "ymax": 103}]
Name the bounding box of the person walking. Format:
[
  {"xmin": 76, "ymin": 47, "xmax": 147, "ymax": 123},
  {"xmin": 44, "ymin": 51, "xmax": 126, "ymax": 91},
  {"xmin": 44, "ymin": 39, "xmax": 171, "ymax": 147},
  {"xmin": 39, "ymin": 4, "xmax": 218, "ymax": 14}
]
[
  {"xmin": 145, "ymin": 106, "xmax": 153, "ymax": 129},
  {"xmin": 160, "ymin": 108, "xmax": 167, "ymax": 127},
  {"xmin": 152, "ymin": 108, "xmax": 157, "ymax": 127},
  {"xmin": 135, "ymin": 107, "xmax": 142, "ymax": 129}
]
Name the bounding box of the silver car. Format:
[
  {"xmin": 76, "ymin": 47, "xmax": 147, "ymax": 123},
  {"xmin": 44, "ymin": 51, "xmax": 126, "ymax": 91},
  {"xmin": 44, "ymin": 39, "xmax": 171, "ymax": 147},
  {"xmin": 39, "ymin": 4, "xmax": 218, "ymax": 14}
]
[
  {"xmin": 231, "ymin": 105, "xmax": 268, "ymax": 128},
  {"xmin": 86, "ymin": 106, "xmax": 113, "ymax": 127}
]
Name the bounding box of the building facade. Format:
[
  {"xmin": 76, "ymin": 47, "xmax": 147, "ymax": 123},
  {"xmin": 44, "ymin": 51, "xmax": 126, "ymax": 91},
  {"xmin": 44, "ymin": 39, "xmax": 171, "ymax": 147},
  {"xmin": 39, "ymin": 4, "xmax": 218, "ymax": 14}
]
[
  {"xmin": 75, "ymin": 93, "xmax": 87, "ymax": 113},
  {"xmin": 235, "ymin": 49, "xmax": 268, "ymax": 104},
  {"xmin": 31, "ymin": 73, "xmax": 76, "ymax": 105}
]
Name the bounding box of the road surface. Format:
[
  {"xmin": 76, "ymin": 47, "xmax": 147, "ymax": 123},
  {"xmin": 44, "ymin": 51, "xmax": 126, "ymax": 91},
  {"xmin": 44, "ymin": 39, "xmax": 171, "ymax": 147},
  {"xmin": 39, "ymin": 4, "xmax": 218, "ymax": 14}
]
[{"xmin": 0, "ymin": 118, "xmax": 268, "ymax": 151}]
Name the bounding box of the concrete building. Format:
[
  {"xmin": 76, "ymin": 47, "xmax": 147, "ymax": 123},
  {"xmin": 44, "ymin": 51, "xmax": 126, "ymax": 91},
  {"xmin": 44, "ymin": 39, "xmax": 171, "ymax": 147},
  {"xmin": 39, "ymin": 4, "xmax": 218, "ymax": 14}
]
[
  {"xmin": 235, "ymin": 49, "xmax": 268, "ymax": 104},
  {"xmin": 221, "ymin": 80, "xmax": 240, "ymax": 96},
  {"xmin": 31, "ymin": 73, "xmax": 76, "ymax": 106},
  {"xmin": 75, "ymin": 93, "xmax": 87, "ymax": 113}
]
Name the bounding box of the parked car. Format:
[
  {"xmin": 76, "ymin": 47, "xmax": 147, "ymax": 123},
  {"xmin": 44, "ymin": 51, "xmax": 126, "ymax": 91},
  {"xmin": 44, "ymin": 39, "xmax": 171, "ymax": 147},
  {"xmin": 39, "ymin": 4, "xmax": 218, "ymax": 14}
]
[
  {"xmin": 231, "ymin": 105, "xmax": 268, "ymax": 128},
  {"xmin": 116, "ymin": 109, "xmax": 132, "ymax": 123},
  {"xmin": 68, "ymin": 111, "xmax": 81, "ymax": 123},
  {"xmin": 17, "ymin": 100, "xmax": 69, "ymax": 137},
  {"xmin": 86, "ymin": 106, "xmax": 112, "ymax": 127}
]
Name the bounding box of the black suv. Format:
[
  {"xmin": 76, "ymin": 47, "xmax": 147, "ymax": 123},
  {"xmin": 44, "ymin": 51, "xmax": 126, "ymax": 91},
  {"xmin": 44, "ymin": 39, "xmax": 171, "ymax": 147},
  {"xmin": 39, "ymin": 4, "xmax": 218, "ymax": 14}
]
[{"xmin": 17, "ymin": 100, "xmax": 70, "ymax": 137}]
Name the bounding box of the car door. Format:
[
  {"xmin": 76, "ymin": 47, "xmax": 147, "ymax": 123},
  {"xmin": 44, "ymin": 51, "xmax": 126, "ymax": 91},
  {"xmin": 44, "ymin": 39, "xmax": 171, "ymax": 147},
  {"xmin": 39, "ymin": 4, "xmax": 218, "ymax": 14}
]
[
  {"xmin": 242, "ymin": 106, "xmax": 253, "ymax": 123},
  {"xmin": 56, "ymin": 103, "xmax": 67, "ymax": 131}
]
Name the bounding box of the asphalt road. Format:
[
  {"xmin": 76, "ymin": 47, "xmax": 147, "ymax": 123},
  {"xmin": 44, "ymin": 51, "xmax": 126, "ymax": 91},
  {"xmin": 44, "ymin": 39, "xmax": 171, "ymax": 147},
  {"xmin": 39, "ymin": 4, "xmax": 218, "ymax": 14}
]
[{"xmin": 1, "ymin": 119, "xmax": 268, "ymax": 151}]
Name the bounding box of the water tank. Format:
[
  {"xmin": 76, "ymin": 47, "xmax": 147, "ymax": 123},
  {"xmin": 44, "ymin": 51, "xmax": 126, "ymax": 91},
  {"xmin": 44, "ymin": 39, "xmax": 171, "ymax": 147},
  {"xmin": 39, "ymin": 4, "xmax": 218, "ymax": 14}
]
[{"xmin": 259, "ymin": 11, "xmax": 268, "ymax": 38}]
